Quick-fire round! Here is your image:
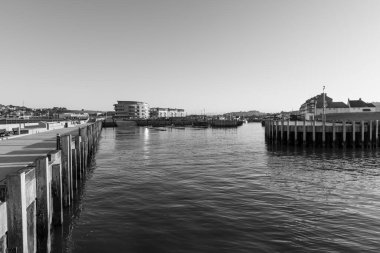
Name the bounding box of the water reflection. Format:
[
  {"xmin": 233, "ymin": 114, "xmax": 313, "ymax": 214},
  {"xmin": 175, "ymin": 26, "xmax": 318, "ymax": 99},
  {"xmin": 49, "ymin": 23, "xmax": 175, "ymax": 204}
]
[{"xmin": 56, "ymin": 123, "xmax": 380, "ymax": 253}]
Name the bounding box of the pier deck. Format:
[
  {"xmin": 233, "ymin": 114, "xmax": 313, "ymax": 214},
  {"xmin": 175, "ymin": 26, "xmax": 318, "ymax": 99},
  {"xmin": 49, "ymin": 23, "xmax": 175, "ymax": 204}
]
[
  {"xmin": 0, "ymin": 121, "xmax": 102, "ymax": 253},
  {"xmin": 264, "ymin": 119, "xmax": 380, "ymax": 148},
  {"xmin": 0, "ymin": 126, "xmax": 84, "ymax": 181}
]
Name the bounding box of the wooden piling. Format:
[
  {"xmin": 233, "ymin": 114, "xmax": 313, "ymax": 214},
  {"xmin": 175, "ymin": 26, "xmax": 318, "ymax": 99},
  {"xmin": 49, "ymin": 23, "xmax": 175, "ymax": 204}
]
[
  {"xmin": 7, "ymin": 168, "xmax": 36, "ymax": 253},
  {"xmin": 303, "ymin": 119, "xmax": 306, "ymax": 146},
  {"xmin": 0, "ymin": 202, "xmax": 7, "ymax": 253},
  {"xmin": 72, "ymin": 149, "xmax": 78, "ymax": 192},
  {"xmin": 280, "ymin": 120, "xmax": 284, "ymax": 143},
  {"xmin": 270, "ymin": 120, "xmax": 274, "ymax": 141},
  {"xmin": 287, "ymin": 119, "xmax": 290, "ymax": 144},
  {"xmin": 312, "ymin": 119, "xmax": 316, "ymax": 145},
  {"xmin": 332, "ymin": 122, "xmax": 336, "ymax": 147},
  {"xmin": 35, "ymin": 156, "xmax": 51, "ymax": 252},
  {"xmin": 51, "ymin": 164, "xmax": 63, "ymax": 226},
  {"xmin": 322, "ymin": 120, "xmax": 326, "ymax": 147},
  {"xmin": 61, "ymin": 135, "xmax": 71, "ymax": 207},
  {"xmin": 343, "ymin": 121, "xmax": 346, "ymax": 147},
  {"xmin": 376, "ymin": 120, "xmax": 379, "ymax": 147},
  {"xmin": 294, "ymin": 120, "xmax": 298, "ymax": 145},
  {"xmin": 361, "ymin": 121, "xmax": 365, "ymax": 148},
  {"xmin": 275, "ymin": 121, "xmax": 278, "ymax": 142},
  {"xmin": 352, "ymin": 121, "xmax": 356, "ymax": 147},
  {"xmin": 75, "ymin": 136, "xmax": 82, "ymax": 181},
  {"xmin": 369, "ymin": 120, "xmax": 373, "ymax": 147}
]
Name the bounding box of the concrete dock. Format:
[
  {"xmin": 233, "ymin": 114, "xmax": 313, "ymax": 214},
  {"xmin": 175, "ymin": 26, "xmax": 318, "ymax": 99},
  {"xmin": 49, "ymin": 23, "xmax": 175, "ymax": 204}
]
[
  {"xmin": 0, "ymin": 127, "xmax": 80, "ymax": 182},
  {"xmin": 0, "ymin": 121, "xmax": 103, "ymax": 253}
]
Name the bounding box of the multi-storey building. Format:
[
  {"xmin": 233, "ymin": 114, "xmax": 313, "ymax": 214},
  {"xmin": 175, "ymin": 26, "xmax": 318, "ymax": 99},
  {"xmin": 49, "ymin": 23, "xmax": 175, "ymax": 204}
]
[
  {"xmin": 300, "ymin": 94, "xmax": 376, "ymax": 120},
  {"xmin": 114, "ymin": 101, "xmax": 150, "ymax": 119},
  {"xmin": 150, "ymin": 108, "xmax": 185, "ymax": 118}
]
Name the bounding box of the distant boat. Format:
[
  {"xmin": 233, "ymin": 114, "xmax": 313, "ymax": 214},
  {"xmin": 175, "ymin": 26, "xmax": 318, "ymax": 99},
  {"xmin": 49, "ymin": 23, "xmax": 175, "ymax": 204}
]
[
  {"xmin": 211, "ymin": 119, "xmax": 243, "ymax": 127},
  {"xmin": 192, "ymin": 120, "xmax": 209, "ymax": 128}
]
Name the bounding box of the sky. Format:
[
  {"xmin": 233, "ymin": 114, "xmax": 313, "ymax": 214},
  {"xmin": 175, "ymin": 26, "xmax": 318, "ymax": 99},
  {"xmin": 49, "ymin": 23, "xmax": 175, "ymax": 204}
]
[{"xmin": 1, "ymin": 0, "xmax": 380, "ymax": 114}]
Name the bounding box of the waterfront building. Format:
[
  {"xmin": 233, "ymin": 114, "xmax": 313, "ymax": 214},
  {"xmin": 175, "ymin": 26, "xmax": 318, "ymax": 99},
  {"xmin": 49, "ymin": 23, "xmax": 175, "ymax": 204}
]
[
  {"xmin": 300, "ymin": 94, "xmax": 378, "ymax": 120},
  {"xmin": 114, "ymin": 101, "xmax": 150, "ymax": 119},
  {"xmin": 347, "ymin": 98, "xmax": 376, "ymax": 112},
  {"xmin": 300, "ymin": 93, "xmax": 349, "ymax": 120},
  {"xmin": 150, "ymin": 107, "xmax": 185, "ymax": 118}
]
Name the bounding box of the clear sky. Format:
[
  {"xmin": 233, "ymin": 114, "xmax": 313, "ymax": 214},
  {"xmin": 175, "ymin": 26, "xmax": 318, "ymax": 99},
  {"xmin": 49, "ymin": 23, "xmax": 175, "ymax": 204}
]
[{"xmin": 1, "ymin": 0, "xmax": 380, "ymax": 114}]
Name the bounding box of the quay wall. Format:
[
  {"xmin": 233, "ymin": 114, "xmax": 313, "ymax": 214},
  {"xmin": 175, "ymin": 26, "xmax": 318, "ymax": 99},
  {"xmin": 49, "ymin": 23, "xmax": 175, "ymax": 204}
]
[
  {"xmin": 264, "ymin": 119, "xmax": 380, "ymax": 148},
  {"xmin": 0, "ymin": 121, "xmax": 102, "ymax": 253}
]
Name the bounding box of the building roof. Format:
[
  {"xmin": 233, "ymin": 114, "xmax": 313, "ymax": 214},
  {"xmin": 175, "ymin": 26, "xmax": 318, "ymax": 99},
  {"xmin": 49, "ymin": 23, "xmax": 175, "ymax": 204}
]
[
  {"xmin": 327, "ymin": 102, "xmax": 349, "ymax": 108},
  {"xmin": 304, "ymin": 93, "xmax": 333, "ymax": 109},
  {"xmin": 348, "ymin": 99, "xmax": 375, "ymax": 108}
]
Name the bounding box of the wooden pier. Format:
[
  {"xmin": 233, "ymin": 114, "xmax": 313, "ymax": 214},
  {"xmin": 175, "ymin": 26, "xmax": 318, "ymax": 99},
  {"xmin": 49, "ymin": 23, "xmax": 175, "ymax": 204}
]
[
  {"xmin": 264, "ymin": 119, "xmax": 380, "ymax": 148},
  {"xmin": 0, "ymin": 121, "xmax": 102, "ymax": 253}
]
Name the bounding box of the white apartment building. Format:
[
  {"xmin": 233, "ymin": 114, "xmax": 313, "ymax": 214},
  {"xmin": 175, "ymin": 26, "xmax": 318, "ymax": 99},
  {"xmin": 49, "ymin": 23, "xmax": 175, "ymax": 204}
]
[
  {"xmin": 114, "ymin": 101, "xmax": 150, "ymax": 119},
  {"xmin": 150, "ymin": 108, "xmax": 185, "ymax": 118}
]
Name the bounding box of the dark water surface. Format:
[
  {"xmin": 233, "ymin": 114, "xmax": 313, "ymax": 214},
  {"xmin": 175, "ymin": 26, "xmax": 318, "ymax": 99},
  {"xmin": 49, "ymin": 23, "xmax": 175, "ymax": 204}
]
[{"xmin": 53, "ymin": 123, "xmax": 380, "ymax": 252}]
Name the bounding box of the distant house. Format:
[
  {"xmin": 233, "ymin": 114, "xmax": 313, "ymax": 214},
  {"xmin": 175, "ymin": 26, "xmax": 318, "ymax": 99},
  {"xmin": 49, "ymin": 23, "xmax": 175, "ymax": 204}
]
[
  {"xmin": 325, "ymin": 102, "xmax": 349, "ymax": 114},
  {"xmin": 347, "ymin": 98, "xmax": 376, "ymax": 112}
]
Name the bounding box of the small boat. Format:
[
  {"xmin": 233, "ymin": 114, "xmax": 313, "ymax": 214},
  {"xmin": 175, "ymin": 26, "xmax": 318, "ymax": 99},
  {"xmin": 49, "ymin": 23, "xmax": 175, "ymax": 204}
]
[{"xmin": 192, "ymin": 121, "xmax": 209, "ymax": 128}]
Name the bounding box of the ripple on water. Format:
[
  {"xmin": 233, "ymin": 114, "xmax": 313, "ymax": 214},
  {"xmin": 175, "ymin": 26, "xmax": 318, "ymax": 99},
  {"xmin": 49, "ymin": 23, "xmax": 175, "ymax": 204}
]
[{"xmin": 53, "ymin": 124, "xmax": 380, "ymax": 253}]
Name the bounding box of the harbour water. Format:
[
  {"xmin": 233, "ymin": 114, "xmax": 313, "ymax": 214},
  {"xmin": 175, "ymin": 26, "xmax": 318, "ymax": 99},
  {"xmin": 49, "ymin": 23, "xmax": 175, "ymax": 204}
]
[{"xmin": 52, "ymin": 123, "xmax": 380, "ymax": 252}]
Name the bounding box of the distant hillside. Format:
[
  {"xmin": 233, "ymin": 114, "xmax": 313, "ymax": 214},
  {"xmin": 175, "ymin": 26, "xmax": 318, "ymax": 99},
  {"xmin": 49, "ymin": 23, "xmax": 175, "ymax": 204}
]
[{"xmin": 224, "ymin": 110, "xmax": 266, "ymax": 117}]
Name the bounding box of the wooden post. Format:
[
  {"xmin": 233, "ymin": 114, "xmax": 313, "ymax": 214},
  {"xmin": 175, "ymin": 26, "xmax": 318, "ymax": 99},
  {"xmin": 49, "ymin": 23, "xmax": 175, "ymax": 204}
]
[
  {"xmin": 6, "ymin": 172, "xmax": 28, "ymax": 253},
  {"xmin": 69, "ymin": 135, "xmax": 73, "ymax": 202},
  {"xmin": 0, "ymin": 202, "xmax": 7, "ymax": 253},
  {"xmin": 303, "ymin": 119, "xmax": 306, "ymax": 146},
  {"xmin": 280, "ymin": 119, "xmax": 284, "ymax": 143},
  {"xmin": 376, "ymin": 120, "xmax": 379, "ymax": 148},
  {"xmin": 369, "ymin": 120, "xmax": 373, "ymax": 148},
  {"xmin": 75, "ymin": 136, "xmax": 82, "ymax": 181},
  {"xmin": 322, "ymin": 120, "xmax": 326, "ymax": 147},
  {"xmin": 51, "ymin": 164, "xmax": 63, "ymax": 226},
  {"xmin": 312, "ymin": 119, "xmax": 316, "ymax": 145},
  {"xmin": 72, "ymin": 149, "xmax": 78, "ymax": 192},
  {"xmin": 332, "ymin": 122, "xmax": 336, "ymax": 147},
  {"xmin": 270, "ymin": 120, "xmax": 273, "ymax": 140},
  {"xmin": 275, "ymin": 121, "xmax": 278, "ymax": 142},
  {"xmin": 361, "ymin": 121, "xmax": 365, "ymax": 148},
  {"xmin": 56, "ymin": 134, "xmax": 61, "ymax": 150},
  {"xmin": 35, "ymin": 156, "xmax": 51, "ymax": 252},
  {"xmin": 352, "ymin": 121, "xmax": 356, "ymax": 147},
  {"xmin": 286, "ymin": 119, "xmax": 290, "ymax": 144},
  {"xmin": 61, "ymin": 135, "xmax": 71, "ymax": 207},
  {"xmin": 7, "ymin": 168, "xmax": 37, "ymax": 253},
  {"xmin": 294, "ymin": 120, "xmax": 298, "ymax": 145},
  {"xmin": 343, "ymin": 121, "xmax": 346, "ymax": 147}
]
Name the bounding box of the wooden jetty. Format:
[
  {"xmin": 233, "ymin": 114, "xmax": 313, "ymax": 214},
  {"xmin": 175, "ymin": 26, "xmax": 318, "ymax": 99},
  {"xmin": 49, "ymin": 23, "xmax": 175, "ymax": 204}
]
[
  {"xmin": 264, "ymin": 119, "xmax": 380, "ymax": 148},
  {"xmin": 0, "ymin": 121, "xmax": 102, "ymax": 253}
]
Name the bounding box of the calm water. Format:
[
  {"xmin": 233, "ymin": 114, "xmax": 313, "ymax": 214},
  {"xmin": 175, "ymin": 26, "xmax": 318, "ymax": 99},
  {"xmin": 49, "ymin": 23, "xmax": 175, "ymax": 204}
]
[{"xmin": 53, "ymin": 123, "xmax": 380, "ymax": 252}]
